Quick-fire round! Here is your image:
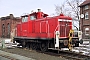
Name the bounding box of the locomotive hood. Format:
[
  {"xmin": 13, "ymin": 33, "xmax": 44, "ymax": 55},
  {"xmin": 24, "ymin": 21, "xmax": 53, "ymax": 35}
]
[{"xmin": 56, "ymin": 13, "xmax": 72, "ymax": 20}]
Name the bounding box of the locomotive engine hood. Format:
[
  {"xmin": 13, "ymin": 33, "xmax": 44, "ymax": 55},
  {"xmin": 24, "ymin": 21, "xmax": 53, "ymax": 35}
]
[{"xmin": 56, "ymin": 13, "xmax": 72, "ymax": 20}]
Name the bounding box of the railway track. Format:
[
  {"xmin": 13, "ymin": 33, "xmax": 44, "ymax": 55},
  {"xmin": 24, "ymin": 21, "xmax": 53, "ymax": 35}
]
[
  {"xmin": 1, "ymin": 42, "xmax": 90, "ymax": 60},
  {"xmin": 0, "ymin": 47, "xmax": 18, "ymax": 60},
  {"xmin": 58, "ymin": 51, "xmax": 90, "ymax": 60},
  {"xmin": 1, "ymin": 46, "xmax": 90, "ymax": 60},
  {"xmin": 42, "ymin": 40, "xmax": 90, "ymax": 60},
  {"xmin": 5, "ymin": 44, "xmax": 90, "ymax": 60},
  {"xmin": 0, "ymin": 54, "xmax": 18, "ymax": 60},
  {"xmin": 38, "ymin": 49, "xmax": 90, "ymax": 60}
]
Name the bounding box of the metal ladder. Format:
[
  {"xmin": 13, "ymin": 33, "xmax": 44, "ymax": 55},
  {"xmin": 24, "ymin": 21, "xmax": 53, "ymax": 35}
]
[{"xmin": 68, "ymin": 30, "xmax": 74, "ymax": 51}]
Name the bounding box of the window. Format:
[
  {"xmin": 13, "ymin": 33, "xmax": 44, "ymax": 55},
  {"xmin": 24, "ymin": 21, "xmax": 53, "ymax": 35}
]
[
  {"xmin": 2, "ymin": 24, "xmax": 5, "ymax": 37},
  {"xmin": 85, "ymin": 28, "xmax": 89, "ymax": 36},
  {"xmin": 85, "ymin": 5, "xmax": 88, "ymax": 10},
  {"xmin": 7, "ymin": 23, "xmax": 10, "ymax": 35},
  {"xmin": 85, "ymin": 12, "xmax": 89, "ymax": 19},
  {"xmin": 22, "ymin": 17, "xmax": 28, "ymax": 22},
  {"xmin": 30, "ymin": 16, "xmax": 36, "ymax": 20},
  {"xmin": 7, "ymin": 23, "xmax": 10, "ymax": 38}
]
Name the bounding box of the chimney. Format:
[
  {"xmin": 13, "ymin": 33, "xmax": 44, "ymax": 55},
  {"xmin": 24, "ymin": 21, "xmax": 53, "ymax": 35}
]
[
  {"xmin": 37, "ymin": 9, "xmax": 41, "ymax": 12},
  {"xmin": 10, "ymin": 14, "xmax": 14, "ymax": 19}
]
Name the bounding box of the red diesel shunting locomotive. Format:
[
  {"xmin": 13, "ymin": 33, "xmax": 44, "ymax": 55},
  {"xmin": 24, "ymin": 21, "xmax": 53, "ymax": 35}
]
[{"xmin": 14, "ymin": 9, "xmax": 81, "ymax": 51}]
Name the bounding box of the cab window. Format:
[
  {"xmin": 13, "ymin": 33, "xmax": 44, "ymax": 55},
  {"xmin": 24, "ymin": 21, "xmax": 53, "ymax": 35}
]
[
  {"xmin": 22, "ymin": 17, "xmax": 28, "ymax": 22},
  {"xmin": 30, "ymin": 15, "xmax": 36, "ymax": 20}
]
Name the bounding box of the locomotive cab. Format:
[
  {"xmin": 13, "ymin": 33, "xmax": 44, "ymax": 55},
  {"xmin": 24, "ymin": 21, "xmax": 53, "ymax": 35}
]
[{"xmin": 21, "ymin": 9, "xmax": 48, "ymax": 22}]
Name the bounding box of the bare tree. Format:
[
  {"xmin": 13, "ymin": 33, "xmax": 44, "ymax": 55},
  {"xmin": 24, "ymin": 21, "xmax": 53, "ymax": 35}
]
[
  {"xmin": 67, "ymin": 0, "xmax": 85, "ymax": 20},
  {"xmin": 55, "ymin": 0, "xmax": 85, "ymax": 30}
]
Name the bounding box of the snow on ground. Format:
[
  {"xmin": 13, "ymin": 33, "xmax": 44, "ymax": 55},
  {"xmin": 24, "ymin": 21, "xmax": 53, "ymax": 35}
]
[
  {"xmin": 73, "ymin": 40, "xmax": 90, "ymax": 56},
  {"xmin": 0, "ymin": 38, "xmax": 19, "ymax": 48},
  {"xmin": 61, "ymin": 40, "xmax": 90, "ymax": 56},
  {"xmin": 4, "ymin": 39, "xmax": 12, "ymax": 43}
]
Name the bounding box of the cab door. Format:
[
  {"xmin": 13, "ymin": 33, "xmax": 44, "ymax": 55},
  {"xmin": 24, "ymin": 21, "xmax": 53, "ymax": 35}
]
[{"xmin": 21, "ymin": 17, "xmax": 28, "ymax": 37}]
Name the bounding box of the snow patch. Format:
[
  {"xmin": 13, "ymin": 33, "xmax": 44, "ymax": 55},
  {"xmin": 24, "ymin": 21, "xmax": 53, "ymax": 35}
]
[{"xmin": 4, "ymin": 39, "xmax": 12, "ymax": 43}]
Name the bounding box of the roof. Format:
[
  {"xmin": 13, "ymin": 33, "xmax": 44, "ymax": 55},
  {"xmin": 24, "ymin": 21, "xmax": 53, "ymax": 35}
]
[{"xmin": 79, "ymin": 0, "xmax": 90, "ymax": 7}]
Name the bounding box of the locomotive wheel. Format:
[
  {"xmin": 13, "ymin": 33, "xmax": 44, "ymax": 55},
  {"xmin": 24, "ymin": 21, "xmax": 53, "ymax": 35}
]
[
  {"xmin": 22, "ymin": 41, "xmax": 26, "ymax": 48},
  {"xmin": 29, "ymin": 42, "xmax": 32, "ymax": 50},
  {"xmin": 26, "ymin": 43, "xmax": 30, "ymax": 49},
  {"xmin": 75, "ymin": 43, "xmax": 79, "ymax": 47},
  {"xmin": 40, "ymin": 42, "xmax": 48, "ymax": 52},
  {"xmin": 31, "ymin": 43, "xmax": 37, "ymax": 50}
]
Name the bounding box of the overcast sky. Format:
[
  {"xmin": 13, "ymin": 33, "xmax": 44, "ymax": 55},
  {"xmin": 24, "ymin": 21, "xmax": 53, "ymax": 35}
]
[{"xmin": 0, "ymin": 0, "xmax": 66, "ymax": 17}]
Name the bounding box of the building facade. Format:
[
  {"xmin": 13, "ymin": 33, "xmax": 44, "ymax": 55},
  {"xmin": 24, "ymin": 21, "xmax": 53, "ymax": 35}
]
[
  {"xmin": 79, "ymin": 0, "xmax": 90, "ymax": 39},
  {"xmin": 0, "ymin": 14, "xmax": 21, "ymax": 38}
]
